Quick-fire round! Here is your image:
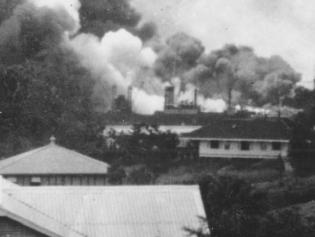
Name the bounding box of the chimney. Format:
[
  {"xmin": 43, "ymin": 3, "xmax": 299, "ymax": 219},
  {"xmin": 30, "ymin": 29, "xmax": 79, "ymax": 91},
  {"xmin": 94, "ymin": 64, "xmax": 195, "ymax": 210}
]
[
  {"xmin": 127, "ymin": 86, "xmax": 132, "ymax": 112},
  {"xmin": 111, "ymin": 85, "xmax": 117, "ymax": 110},
  {"xmin": 193, "ymin": 88, "xmax": 198, "ymax": 108},
  {"xmin": 164, "ymin": 86, "xmax": 175, "ymax": 110}
]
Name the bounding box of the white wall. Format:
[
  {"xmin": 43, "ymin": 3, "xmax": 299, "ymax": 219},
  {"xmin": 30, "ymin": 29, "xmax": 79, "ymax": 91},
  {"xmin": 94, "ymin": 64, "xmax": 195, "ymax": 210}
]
[{"xmin": 199, "ymin": 140, "xmax": 289, "ymax": 159}]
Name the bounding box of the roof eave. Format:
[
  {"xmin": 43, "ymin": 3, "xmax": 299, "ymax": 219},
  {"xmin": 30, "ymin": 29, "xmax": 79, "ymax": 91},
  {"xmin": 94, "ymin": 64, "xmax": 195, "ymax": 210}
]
[{"xmin": 181, "ymin": 137, "xmax": 290, "ymax": 143}]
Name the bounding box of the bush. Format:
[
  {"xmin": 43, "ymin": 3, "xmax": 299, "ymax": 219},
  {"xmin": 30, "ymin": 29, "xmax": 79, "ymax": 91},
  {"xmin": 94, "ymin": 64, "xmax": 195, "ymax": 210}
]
[
  {"xmin": 127, "ymin": 166, "xmax": 155, "ymax": 184},
  {"xmin": 107, "ymin": 166, "xmax": 126, "ymax": 184},
  {"xmin": 199, "ymin": 175, "xmax": 268, "ymax": 237},
  {"xmin": 258, "ymin": 209, "xmax": 314, "ymax": 237}
]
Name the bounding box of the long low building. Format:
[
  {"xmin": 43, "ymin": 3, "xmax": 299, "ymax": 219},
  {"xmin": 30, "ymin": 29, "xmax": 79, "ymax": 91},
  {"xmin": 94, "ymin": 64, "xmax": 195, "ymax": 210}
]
[
  {"xmin": 104, "ymin": 124, "xmax": 202, "ymax": 136},
  {"xmin": 0, "ymin": 177, "xmax": 207, "ymax": 237},
  {"xmin": 182, "ymin": 119, "xmax": 291, "ymax": 159}
]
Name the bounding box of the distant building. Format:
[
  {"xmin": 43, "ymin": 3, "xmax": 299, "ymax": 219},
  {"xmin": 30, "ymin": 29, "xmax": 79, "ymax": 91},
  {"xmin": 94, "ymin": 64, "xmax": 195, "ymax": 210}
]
[
  {"xmin": 104, "ymin": 124, "xmax": 202, "ymax": 136},
  {"xmin": 104, "ymin": 86, "xmax": 214, "ymax": 137},
  {"xmin": 164, "ymin": 86, "xmax": 200, "ymax": 115},
  {"xmin": 182, "ymin": 119, "xmax": 291, "ymax": 159},
  {"xmin": 102, "ymin": 110, "xmax": 233, "ymax": 137},
  {"xmin": 0, "ymin": 177, "xmax": 207, "ymax": 237},
  {"xmin": 0, "ymin": 137, "xmax": 109, "ymax": 186}
]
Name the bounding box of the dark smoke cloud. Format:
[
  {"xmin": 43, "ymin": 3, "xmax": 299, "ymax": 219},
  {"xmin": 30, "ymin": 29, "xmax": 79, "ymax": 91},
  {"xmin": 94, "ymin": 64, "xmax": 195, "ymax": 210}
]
[
  {"xmin": 0, "ymin": 0, "xmax": 22, "ymax": 24},
  {"xmin": 0, "ymin": 1, "xmax": 77, "ymax": 64},
  {"xmin": 0, "ymin": 0, "xmax": 302, "ymax": 114},
  {"xmin": 154, "ymin": 40, "xmax": 300, "ymax": 107},
  {"xmin": 154, "ymin": 32, "xmax": 204, "ymax": 80},
  {"xmin": 136, "ymin": 21, "xmax": 157, "ymax": 42},
  {"xmin": 79, "ymin": 0, "xmax": 141, "ymax": 37},
  {"xmin": 200, "ymin": 45, "xmax": 300, "ymax": 106}
]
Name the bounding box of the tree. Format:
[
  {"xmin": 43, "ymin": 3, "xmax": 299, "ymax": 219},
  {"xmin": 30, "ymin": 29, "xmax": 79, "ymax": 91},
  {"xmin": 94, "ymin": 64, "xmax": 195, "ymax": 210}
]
[
  {"xmin": 288, "ymin": 88, "xmax": 315, "ymax": 174},
  {"xmin": 257, "ymin": 209, "xmax": 314, "ymax": 237},
  {"xmin": 108, "ymin": 166, "xmax": 126, "ymax": 184},
  {"xmin": 127, "ymin": 166, "xmax": 155, "ymax": 184},
  {"xmin": 112, "ymin": 95, "xmax": 131, "ymax": 113},
  {"xmin": 199, "ymin": 175, "xmax": 268, "ymax": 237},
  {"xmin": 112, "ymin": 123, "xmax": 179, "ymax": 167},
  {"xmin": 184, "ymin": 217, "xmax": 210, "ymax": 237},
  {"xmin": 0, "ymin": 46, "xmax": 104, "ymax": 157}
]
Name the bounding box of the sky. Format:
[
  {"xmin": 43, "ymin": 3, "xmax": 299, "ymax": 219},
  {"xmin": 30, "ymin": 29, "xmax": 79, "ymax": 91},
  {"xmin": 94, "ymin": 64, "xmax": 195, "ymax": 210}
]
[{"xmin": 131, "ymin": 0, "xmax": 315, "ymax": 88}]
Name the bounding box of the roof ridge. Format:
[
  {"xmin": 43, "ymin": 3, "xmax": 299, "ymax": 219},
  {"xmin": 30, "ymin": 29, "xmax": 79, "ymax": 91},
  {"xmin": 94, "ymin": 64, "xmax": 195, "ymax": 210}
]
[
  {"xmin": 0, "ymin": 145, "xmax": 52, "ymax": 172},
  {"xmin": 0, "ymin": 144, "xmax": 109, "ymax": 175},
  {"xmin": 55, "ymin": 145, "xmax": 109, "ymax": 167},
  {"xmin": 3, "ymin": 191, "xmax": 87, "ymax": 237},
  {"xmin": 10, "ymin": 185, "xmax": 199, "ymax": 191}
]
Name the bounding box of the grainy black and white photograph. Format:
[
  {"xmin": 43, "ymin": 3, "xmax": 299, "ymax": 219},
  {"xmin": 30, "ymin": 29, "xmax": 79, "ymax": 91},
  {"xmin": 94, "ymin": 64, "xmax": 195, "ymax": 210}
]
[{"xmin": 0, "ymin": 0, "xmax": 315, "ymax": 236}]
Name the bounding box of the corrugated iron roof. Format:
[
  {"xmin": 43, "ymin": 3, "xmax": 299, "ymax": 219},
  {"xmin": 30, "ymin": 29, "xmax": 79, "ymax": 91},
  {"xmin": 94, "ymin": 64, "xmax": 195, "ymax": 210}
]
[
  {"xmin": 0, "ymin": 142, "xmax": 109, "ymax": 175},
  {"xmin": 183, "ymin": 118, "xmax": 291, "ymax": 141},
  {"xmin": 0, "ymin": 178, "xmax": 206, "ymax": 237},
  {"xmin": 103, "ymin": 111, "xmax": 226, "ymax": 125}
]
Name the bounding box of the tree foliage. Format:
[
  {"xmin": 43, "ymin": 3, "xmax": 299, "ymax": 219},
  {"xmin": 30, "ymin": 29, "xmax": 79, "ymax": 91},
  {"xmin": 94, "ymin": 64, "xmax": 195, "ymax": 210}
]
[
  {"xmin": 107, "ymin": 123, "xmax": 179, "ymax": 168},
  {"xmin": 193, "ymin": 175, "xmax": 314, "ymax": 237},
  {"xmin": 199, "ymin": 175, "xmax": 268, "ymax": 237},
  {"xmin": 258, "ymin": 209, "xmax": 314, "ymax": 237},
  {"xmin": 0, "ymin": 47, "xmax": 104, "ymax": 157},
  {"xmin": 288, "ymin": 88, "xmax": 315, "ymax": 174}
]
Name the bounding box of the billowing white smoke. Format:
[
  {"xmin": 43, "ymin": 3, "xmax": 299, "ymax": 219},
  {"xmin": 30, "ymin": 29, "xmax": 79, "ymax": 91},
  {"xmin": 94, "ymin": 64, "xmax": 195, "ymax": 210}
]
[
  {"xmin": 198, "ymin": 97, "xmax": 227, "ymax": 113},
  {"xmin": 68, "ymin": 29, "xmax": 165, "ymax": 114},
  {"xmin": 68, "ymin": 29, "xmax": 157, "ymax": 92},
  {"xmin": 131, "ymin": 87, "xmax": 164, "ymax": 114},
  {"xmin": 27, "ymin": 0, "xmax": 227, "ymax": 115},
  {"xmin": 30, "ymin": 0, "xmax": 81, "ymax": 33},
  {"xmin": 178, "ymin": 83, "xmax": 227, "ymax": 113}
]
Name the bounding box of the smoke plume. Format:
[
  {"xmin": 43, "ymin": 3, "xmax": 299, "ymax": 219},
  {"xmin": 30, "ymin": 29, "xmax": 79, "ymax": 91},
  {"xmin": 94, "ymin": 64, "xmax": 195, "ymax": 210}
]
[
  {"xmin": 68, "ymin": 28, "xmax": 159, "ymax": 110},
  {"xmin": 155, "ymin": 42, "xmax": 301, "ymax": 110},
  {"xmin": 0, "ymin": 0, "xmax": 80, "ymax": 64},
  {"xmin": 0, "ymin": 0, "xmax": 301, "ymax": 115}
]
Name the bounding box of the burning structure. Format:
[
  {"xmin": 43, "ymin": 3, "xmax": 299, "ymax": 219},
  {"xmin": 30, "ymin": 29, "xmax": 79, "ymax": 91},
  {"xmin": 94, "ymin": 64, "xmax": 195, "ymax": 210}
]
[
  {"xmin": 111, "ymin": 83, "xmax": 201, "ymax": 115},
  {"xmin": 0, "ymin": 0, "xmax": 302, "ymax": 142},
  {"xmin": 164, "ymin": 86, "xmax": 199, "ymax": 114},
  {"xmin": 0, "ymin": 0, "xmax": 301, "ymax": 118}
]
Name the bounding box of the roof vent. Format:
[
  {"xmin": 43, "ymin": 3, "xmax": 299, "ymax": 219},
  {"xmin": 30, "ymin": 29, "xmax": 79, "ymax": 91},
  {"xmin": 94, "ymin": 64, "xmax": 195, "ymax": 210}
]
[
  {"xmin": 49, "ymin": 135, "xmax": 56, "ymax": 145},
  {"xmin": 232, "ymin": 124, "xmax": 237, "ymax": 129}
]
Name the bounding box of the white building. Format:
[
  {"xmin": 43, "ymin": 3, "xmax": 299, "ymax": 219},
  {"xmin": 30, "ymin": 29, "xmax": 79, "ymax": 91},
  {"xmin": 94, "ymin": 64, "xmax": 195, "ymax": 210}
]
[{"xmin": 182, "ymin": 119, "xmax": 291, "ymax": 159}]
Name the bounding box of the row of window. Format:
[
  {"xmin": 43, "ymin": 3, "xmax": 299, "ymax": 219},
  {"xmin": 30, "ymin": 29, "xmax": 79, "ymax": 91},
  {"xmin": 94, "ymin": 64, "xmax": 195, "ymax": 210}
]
[
  {"xmin": 208, "ymin": 141, "xmax": 282, "ymax": 151},
  {"xmin": 6, "ymin": 175, "xmax": 108, "ymax": 186}
]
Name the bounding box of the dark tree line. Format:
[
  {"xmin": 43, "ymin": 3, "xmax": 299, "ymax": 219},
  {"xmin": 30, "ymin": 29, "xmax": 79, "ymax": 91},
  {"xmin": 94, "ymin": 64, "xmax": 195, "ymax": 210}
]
[
  {"xmin": 287, "ymin": 87, "xmax": 315, "ymax": 174},
  {"xmin": 0, "ymin": 47, "xmax": 104, "ymax": 158},
  {"xmin": 187, "ymin": 175, "xmax": 315, "ymax": 237},
  {"xmin": 106, "ymin": 124, "xmax": 179, "ymax": 167}
]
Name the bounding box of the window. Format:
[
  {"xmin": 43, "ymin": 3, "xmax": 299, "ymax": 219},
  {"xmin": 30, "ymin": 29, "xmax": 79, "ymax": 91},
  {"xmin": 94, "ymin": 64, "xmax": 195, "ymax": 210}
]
[
  {"xmin": 30, "ymin": 176, "xmax": 41, "ymax": 186},
  {"xmin": 49, "ymin": 176, "xmax": 56, "ymax": 185},
  {"xmin": 240, "ymin": 141, "xmax": 250, "ymax": 151},
  {"xmin": 224, "ymin": 142, "xmax": 230, "ymax": 150},
  {"xmin": 7, "ymin": 177, "xmax": 17, "ymax": 183},
  {"xmin": 210, "ymin": 140, "xmax": 219, "ymax": 149},
  {"xmin": 272, "ymin": 142, "xmax": 281, "ymax": 150},
  {"xmin": 61, "ymin": 176, "xmax": 66, "ymax": 185},
  {"xmin": 56, "ymin": 176, "xmax": 62, "ymax": 185},
  {"xmin": 260, "ymin": 143, "xmax": 267, "ymax": 150}
]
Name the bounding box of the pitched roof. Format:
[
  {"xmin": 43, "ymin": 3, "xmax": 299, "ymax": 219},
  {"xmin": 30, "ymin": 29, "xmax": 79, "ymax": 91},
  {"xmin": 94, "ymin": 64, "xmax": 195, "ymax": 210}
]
[
  {"xmin": 183, "ymin": 119, "xmax": 291, "ymax": 141},
  {"xmin": 0, "ymin": 142, "xmax": 109, "ymax": 175},
  {"xmin": 103, "ymin": 111, "xmax": 238, "ymax": 125},
  {"xmin": 0, "ymin": 178, "xmax": 206, "ymax": 237}
]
